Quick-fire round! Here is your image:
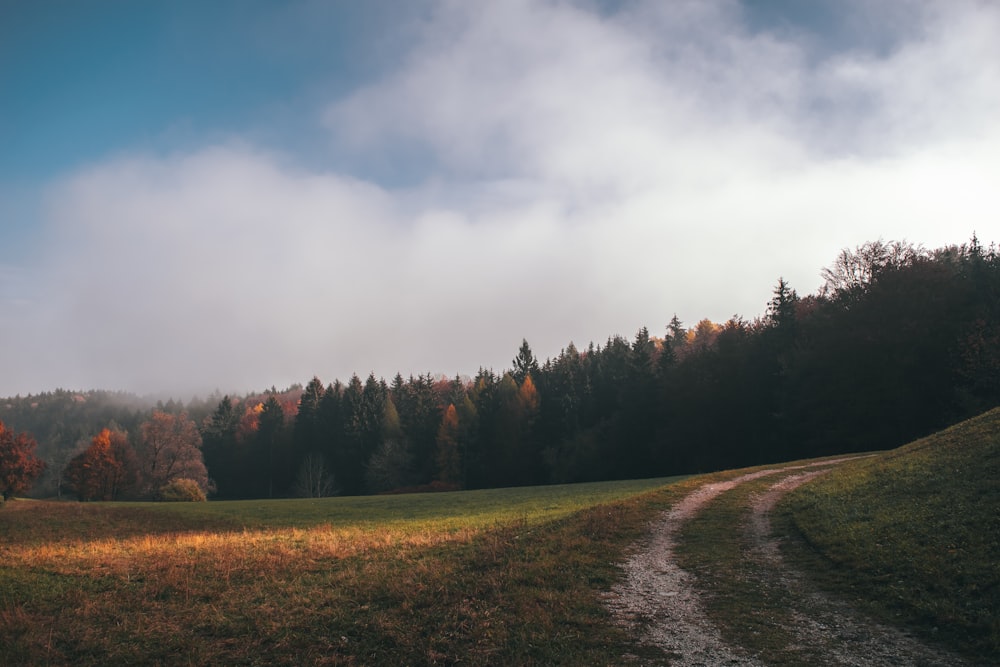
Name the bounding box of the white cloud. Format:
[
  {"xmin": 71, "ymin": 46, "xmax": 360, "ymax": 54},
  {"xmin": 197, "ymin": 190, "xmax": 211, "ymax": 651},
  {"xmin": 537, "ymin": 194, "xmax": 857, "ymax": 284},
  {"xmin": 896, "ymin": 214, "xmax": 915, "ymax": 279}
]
[{"xmin": 6, "ymin": 0, "xmax": 1000, "ymax": 397}]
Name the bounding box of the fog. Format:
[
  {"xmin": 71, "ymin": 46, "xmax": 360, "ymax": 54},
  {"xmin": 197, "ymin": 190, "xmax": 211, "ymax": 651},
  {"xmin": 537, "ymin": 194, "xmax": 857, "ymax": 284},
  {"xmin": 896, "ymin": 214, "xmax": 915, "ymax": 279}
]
[{"xmin": 3, "ymin": 0, "xmax": 998, "ymax": 397}]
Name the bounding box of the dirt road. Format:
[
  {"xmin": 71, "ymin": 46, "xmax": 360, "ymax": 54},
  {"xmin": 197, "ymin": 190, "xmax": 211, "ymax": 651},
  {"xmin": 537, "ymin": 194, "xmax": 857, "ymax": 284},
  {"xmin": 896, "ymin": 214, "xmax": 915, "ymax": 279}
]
[{"xmin": 606, "ymin": 460, "xmax": 972, "ymax": 666}]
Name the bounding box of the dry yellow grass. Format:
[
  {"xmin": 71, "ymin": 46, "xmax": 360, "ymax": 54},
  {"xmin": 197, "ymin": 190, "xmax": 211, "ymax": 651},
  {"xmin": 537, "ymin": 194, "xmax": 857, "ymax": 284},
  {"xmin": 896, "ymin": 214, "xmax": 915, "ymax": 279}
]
[{"xmin": 1, "ymin": 477, "xmax": 681, "ymax": 665}]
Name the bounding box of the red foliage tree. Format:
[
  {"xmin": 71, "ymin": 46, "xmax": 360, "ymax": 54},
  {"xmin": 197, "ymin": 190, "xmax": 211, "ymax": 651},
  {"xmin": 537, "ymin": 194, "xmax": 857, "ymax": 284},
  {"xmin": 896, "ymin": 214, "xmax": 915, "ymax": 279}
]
[{"xmin": 0, "ymin": 420, "xmax": 46, "ymax": 501}]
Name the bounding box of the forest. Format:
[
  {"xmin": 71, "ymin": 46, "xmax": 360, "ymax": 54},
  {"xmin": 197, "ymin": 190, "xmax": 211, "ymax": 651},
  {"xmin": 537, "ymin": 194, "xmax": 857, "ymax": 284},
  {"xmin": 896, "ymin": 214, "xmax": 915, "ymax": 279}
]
[{"xmin": 2, "ymin": 236, "xmax": 998, "ymax": 501}]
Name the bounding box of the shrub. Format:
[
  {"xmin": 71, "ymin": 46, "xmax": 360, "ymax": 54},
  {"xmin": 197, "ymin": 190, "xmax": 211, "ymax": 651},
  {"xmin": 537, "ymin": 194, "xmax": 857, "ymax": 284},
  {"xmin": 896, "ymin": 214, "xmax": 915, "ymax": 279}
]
[{"xmin": 158, "ymin": 478, "xmax": 207, "ymax": 502}]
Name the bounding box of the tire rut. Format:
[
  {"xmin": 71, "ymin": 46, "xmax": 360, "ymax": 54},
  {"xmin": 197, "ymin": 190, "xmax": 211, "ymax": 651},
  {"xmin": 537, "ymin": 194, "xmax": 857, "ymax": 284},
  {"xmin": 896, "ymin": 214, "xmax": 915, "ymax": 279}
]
[
  {"xmin": 744, "ymin": 471, "xmax": 972, "ymax": 666},
  {"xmin": 607, "ymin": 459, "xmax": 970, "ymax": 666}
]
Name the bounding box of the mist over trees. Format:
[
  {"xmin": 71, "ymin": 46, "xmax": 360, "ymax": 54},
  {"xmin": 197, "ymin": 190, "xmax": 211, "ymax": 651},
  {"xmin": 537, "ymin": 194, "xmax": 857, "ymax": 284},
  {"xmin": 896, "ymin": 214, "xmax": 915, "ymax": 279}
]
[{"xmin": 2, "ymin": 237, "xmax": 998, "ymax": 500}]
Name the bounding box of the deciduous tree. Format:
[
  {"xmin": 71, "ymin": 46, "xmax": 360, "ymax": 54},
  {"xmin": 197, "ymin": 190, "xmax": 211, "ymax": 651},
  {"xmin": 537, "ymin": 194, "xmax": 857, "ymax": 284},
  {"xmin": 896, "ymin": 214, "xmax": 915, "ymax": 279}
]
[
  {"xmin": 292, "ymin": 451, "xmax": 336, "ymax": 498},
  {"xmin": 63, "ymin": 428, "xmax": 136, "ymax": 501},
  {"xmin": 0, "ymin": 420, "xmax": 45, "ymax": 501},
  {"xmin": 138, "ymin": 411, "xmax": 209, "ymax": 498},
  {"xmin": 435, "ymin": 404, "xmax": 461, "ymax": 485}
]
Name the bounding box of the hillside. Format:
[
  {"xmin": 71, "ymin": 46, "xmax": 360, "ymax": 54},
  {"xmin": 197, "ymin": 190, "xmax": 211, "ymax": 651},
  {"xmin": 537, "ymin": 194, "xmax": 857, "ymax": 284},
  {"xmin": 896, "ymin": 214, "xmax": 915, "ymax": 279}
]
[
  {"xmin": 2, "ymin": 238, "xmax": 999, "ymax": 503},
  {"xmin": 779, "ymin": 407, "xmax": 1000, "ymax": 659}
]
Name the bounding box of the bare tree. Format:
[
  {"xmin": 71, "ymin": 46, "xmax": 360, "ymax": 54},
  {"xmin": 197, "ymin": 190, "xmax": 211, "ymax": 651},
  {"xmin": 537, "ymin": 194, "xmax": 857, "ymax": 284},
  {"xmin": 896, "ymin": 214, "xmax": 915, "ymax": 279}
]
[
  {"xmin": 821, "ymin": 239, "xmax": 926, "ymax": 296},
  {"xmin": 292, "ymin": 452, "xmax": 336, "ymax": 498}
]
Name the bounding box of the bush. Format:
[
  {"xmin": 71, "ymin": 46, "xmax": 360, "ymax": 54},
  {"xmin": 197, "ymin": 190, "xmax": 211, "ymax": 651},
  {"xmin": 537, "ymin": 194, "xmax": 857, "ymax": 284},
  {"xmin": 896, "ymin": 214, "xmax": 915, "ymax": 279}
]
[{"xmin": 158, "ymin": 478, "xmax": 207, "ymax": 502}]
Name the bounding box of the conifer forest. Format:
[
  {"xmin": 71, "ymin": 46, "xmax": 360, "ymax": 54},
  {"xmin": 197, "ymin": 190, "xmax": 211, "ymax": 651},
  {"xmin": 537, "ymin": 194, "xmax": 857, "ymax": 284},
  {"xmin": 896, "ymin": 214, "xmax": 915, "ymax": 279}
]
[{"xmin": 2, "ymin": 237, "xmax": 998, "ymax": 501}]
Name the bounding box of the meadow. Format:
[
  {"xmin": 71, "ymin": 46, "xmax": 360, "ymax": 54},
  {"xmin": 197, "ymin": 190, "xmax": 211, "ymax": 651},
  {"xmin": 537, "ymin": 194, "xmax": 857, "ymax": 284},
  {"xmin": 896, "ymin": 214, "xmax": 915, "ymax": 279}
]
[
  {"xmin": 1, "ymin": 476, "xmax": 686, "ymax": 665},
  {"xmin": 779, "ymin": 406, "xmax": 1000, "ymax": 660},
  {"xmin": 4, "ymin": 408, "xmax": 997, "ymax": 665}
]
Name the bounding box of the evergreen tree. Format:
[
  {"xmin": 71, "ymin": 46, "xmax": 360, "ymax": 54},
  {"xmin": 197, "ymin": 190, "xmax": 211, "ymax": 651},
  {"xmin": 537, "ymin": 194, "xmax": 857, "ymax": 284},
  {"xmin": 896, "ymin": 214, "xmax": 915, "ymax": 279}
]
[
  {"xmin": 336, "ymin": 375, "xmax": 366, "ymax": 495},
  {"xmin": 201, "ymin": 396, "xmax": 242, "ymax": 498},
  {"xmin": 767, "ymin": 278, "xmax": 797, "ymax": 326},
  {"xmin": 319, "ymin": 381, "xmax": 345, "ymax": 490},
  {"xmin": 512, "ymin": 339, "xmax": 540, "ymax": 384},
  {"xmin": 257, "ymin": 396, "xmax": 287, "ymax": 497},
  {"xmin": 364, "ymin": 396, "xmax": 414, "ymax": 493}
]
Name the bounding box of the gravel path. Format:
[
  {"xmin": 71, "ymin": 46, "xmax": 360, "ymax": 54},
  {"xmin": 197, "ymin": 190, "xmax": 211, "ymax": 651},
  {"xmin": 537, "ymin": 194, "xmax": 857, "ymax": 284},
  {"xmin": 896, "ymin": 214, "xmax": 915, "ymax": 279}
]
[{"xmin": 606, "ymin": 460, "xmax": 972, "ymax": 666}]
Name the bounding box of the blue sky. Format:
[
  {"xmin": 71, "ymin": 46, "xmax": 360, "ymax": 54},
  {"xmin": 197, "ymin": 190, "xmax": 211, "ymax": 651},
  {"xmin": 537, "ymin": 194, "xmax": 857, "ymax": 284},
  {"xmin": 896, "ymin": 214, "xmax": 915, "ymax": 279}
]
[{"xmin": 1, "ymin": 0, "xmax": 999, "ymax": 397}]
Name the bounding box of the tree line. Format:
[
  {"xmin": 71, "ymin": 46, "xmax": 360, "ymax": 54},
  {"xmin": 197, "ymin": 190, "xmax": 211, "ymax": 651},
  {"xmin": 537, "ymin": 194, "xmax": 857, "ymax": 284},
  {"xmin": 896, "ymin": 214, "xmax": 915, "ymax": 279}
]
[{"xmin": 2, "ymin": 236, "xmax": 998, "ymax": 500}]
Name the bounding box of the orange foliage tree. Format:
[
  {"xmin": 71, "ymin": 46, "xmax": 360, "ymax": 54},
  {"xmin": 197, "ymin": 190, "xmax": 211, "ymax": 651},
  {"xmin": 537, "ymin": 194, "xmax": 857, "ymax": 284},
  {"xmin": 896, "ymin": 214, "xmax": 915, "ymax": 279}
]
[
  {"xmin": 435, "ymin": 403, "xmax": 461, "ymax": 485},
  {"xmin": 64, "ymin": 428, "xmax": 137, "ymax": 501},
  {"xmin": 0, "ymin": 420, "xmax": 45, "ymax": 501}
]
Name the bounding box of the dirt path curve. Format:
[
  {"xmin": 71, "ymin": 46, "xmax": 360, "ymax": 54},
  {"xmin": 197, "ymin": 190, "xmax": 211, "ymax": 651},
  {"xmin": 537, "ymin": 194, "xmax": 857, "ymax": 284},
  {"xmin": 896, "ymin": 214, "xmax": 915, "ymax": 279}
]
[
  {"xmin": 744, "ymin": 471, "xmax": 971, "ymax": 666},
  {"xmin": 606, "ymin": 460, "xmax": 970, "ymax": 666}
]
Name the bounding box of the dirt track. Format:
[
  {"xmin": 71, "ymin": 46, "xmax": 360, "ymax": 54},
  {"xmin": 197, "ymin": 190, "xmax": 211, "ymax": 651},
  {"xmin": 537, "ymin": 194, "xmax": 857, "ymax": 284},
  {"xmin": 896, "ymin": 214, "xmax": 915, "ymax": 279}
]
[{"xmin": 606, "ymin": 461, "xmax": 972, "ymax": 666}]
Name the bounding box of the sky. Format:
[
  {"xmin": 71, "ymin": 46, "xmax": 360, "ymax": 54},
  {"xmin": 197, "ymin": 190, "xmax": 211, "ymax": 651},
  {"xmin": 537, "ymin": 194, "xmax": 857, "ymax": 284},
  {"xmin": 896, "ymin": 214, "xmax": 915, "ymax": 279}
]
[{"xmin": 1, "ymin": 0, "xmax": 999, "ymax": 398}]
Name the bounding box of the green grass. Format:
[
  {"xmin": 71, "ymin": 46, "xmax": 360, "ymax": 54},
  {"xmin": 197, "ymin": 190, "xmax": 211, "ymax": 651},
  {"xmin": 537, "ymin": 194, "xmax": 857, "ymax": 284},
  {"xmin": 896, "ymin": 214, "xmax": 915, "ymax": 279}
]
[
  {"xmin": 0, "ymin": 476, "xmax": 684, "ymax": 666},
  {"xmin": 137, "ymin": 477, "xmax": 686, "ymax": 530},
  {"xmin": 6, "ymin": 411, "xmax": 996, "ymax": 665},
  {"xmin": 778, "ymin": 407, "xmax": 1000, "ymax": 660},
  {"xmin": 675, "ymin": 472, "xmax": 787, "ymax": 662}
]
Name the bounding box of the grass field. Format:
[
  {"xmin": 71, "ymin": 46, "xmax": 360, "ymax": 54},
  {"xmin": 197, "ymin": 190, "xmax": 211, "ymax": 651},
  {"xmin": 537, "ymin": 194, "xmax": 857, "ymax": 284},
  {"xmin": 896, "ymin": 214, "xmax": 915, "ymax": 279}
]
[
  {"xmin": 778, "ymin": 407, "xmax": 1000, "ymax": 660},
  {"xmin": 0, "ymin": 476, "xmax": 686, "ymax": 666},
  {"xmin": 4, "ymin": 409, "xmax": 997, "ymax": 665}
]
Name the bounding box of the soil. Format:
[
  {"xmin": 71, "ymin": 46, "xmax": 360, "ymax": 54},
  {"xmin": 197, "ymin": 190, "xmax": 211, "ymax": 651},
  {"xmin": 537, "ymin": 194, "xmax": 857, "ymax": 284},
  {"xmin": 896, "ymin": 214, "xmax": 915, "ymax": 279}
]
[{"xmin": 606, "ymin": 461, "xmax": 975, "ymax": 666}]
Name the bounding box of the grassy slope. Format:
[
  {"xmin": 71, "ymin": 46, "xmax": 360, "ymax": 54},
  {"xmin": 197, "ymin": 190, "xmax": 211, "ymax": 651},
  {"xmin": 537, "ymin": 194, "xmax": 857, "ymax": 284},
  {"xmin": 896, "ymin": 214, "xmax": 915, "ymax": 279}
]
[
  {"xmin": 0, "ymin": 477, "xmax": 686, "ymax": 666},
  {"xmin": 779, "ymin": 407, "xmax": 1000, "ymax": 659}
]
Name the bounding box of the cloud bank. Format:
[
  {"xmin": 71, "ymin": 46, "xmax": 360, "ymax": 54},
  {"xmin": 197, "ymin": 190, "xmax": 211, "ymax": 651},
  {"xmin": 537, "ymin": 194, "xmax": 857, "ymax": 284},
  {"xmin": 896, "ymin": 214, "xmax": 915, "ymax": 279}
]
[{"xmin": 7, "ymin": 0, "xmax": 1000, "ymax": 397}]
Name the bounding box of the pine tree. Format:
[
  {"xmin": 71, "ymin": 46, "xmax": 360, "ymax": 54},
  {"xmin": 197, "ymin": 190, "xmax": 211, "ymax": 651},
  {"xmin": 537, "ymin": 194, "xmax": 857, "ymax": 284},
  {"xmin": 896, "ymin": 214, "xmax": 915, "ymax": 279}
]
[
  {"xmin": 257, "ymin": 397, "xmax": 286, "ymax": 498},
  {"xmin": 201, "ymin": 396, "xmax": 241, "ymax": 498},
  {"xmin": 293, "ymin": 377, "xmax": 326, "ymax": 475},
  {"xmin": 767, "ymin": 277, "xmax": 798, "ymax": 331},
  {"xmin": 512, "ymin": 339, "xmax": 540, "ymax": 384}
]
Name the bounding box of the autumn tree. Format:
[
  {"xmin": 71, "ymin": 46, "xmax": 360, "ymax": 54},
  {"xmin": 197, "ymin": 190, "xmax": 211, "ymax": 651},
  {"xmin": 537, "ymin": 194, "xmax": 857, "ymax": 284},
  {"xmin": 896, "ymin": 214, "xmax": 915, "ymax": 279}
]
[
  {"xmin": 0, "ymin": 420, "xmax": 45, "ymax": 501},
  {"xmin": 137, "ymin": 411, "xmax": 209, "ymax": 498},
  {"xmin": 435, "ymin": 403, "xmax": 461, "ymax": 485},
  {"xmin": 63, "ymin": 428, "xmax": 137, "ymax": 501}
]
